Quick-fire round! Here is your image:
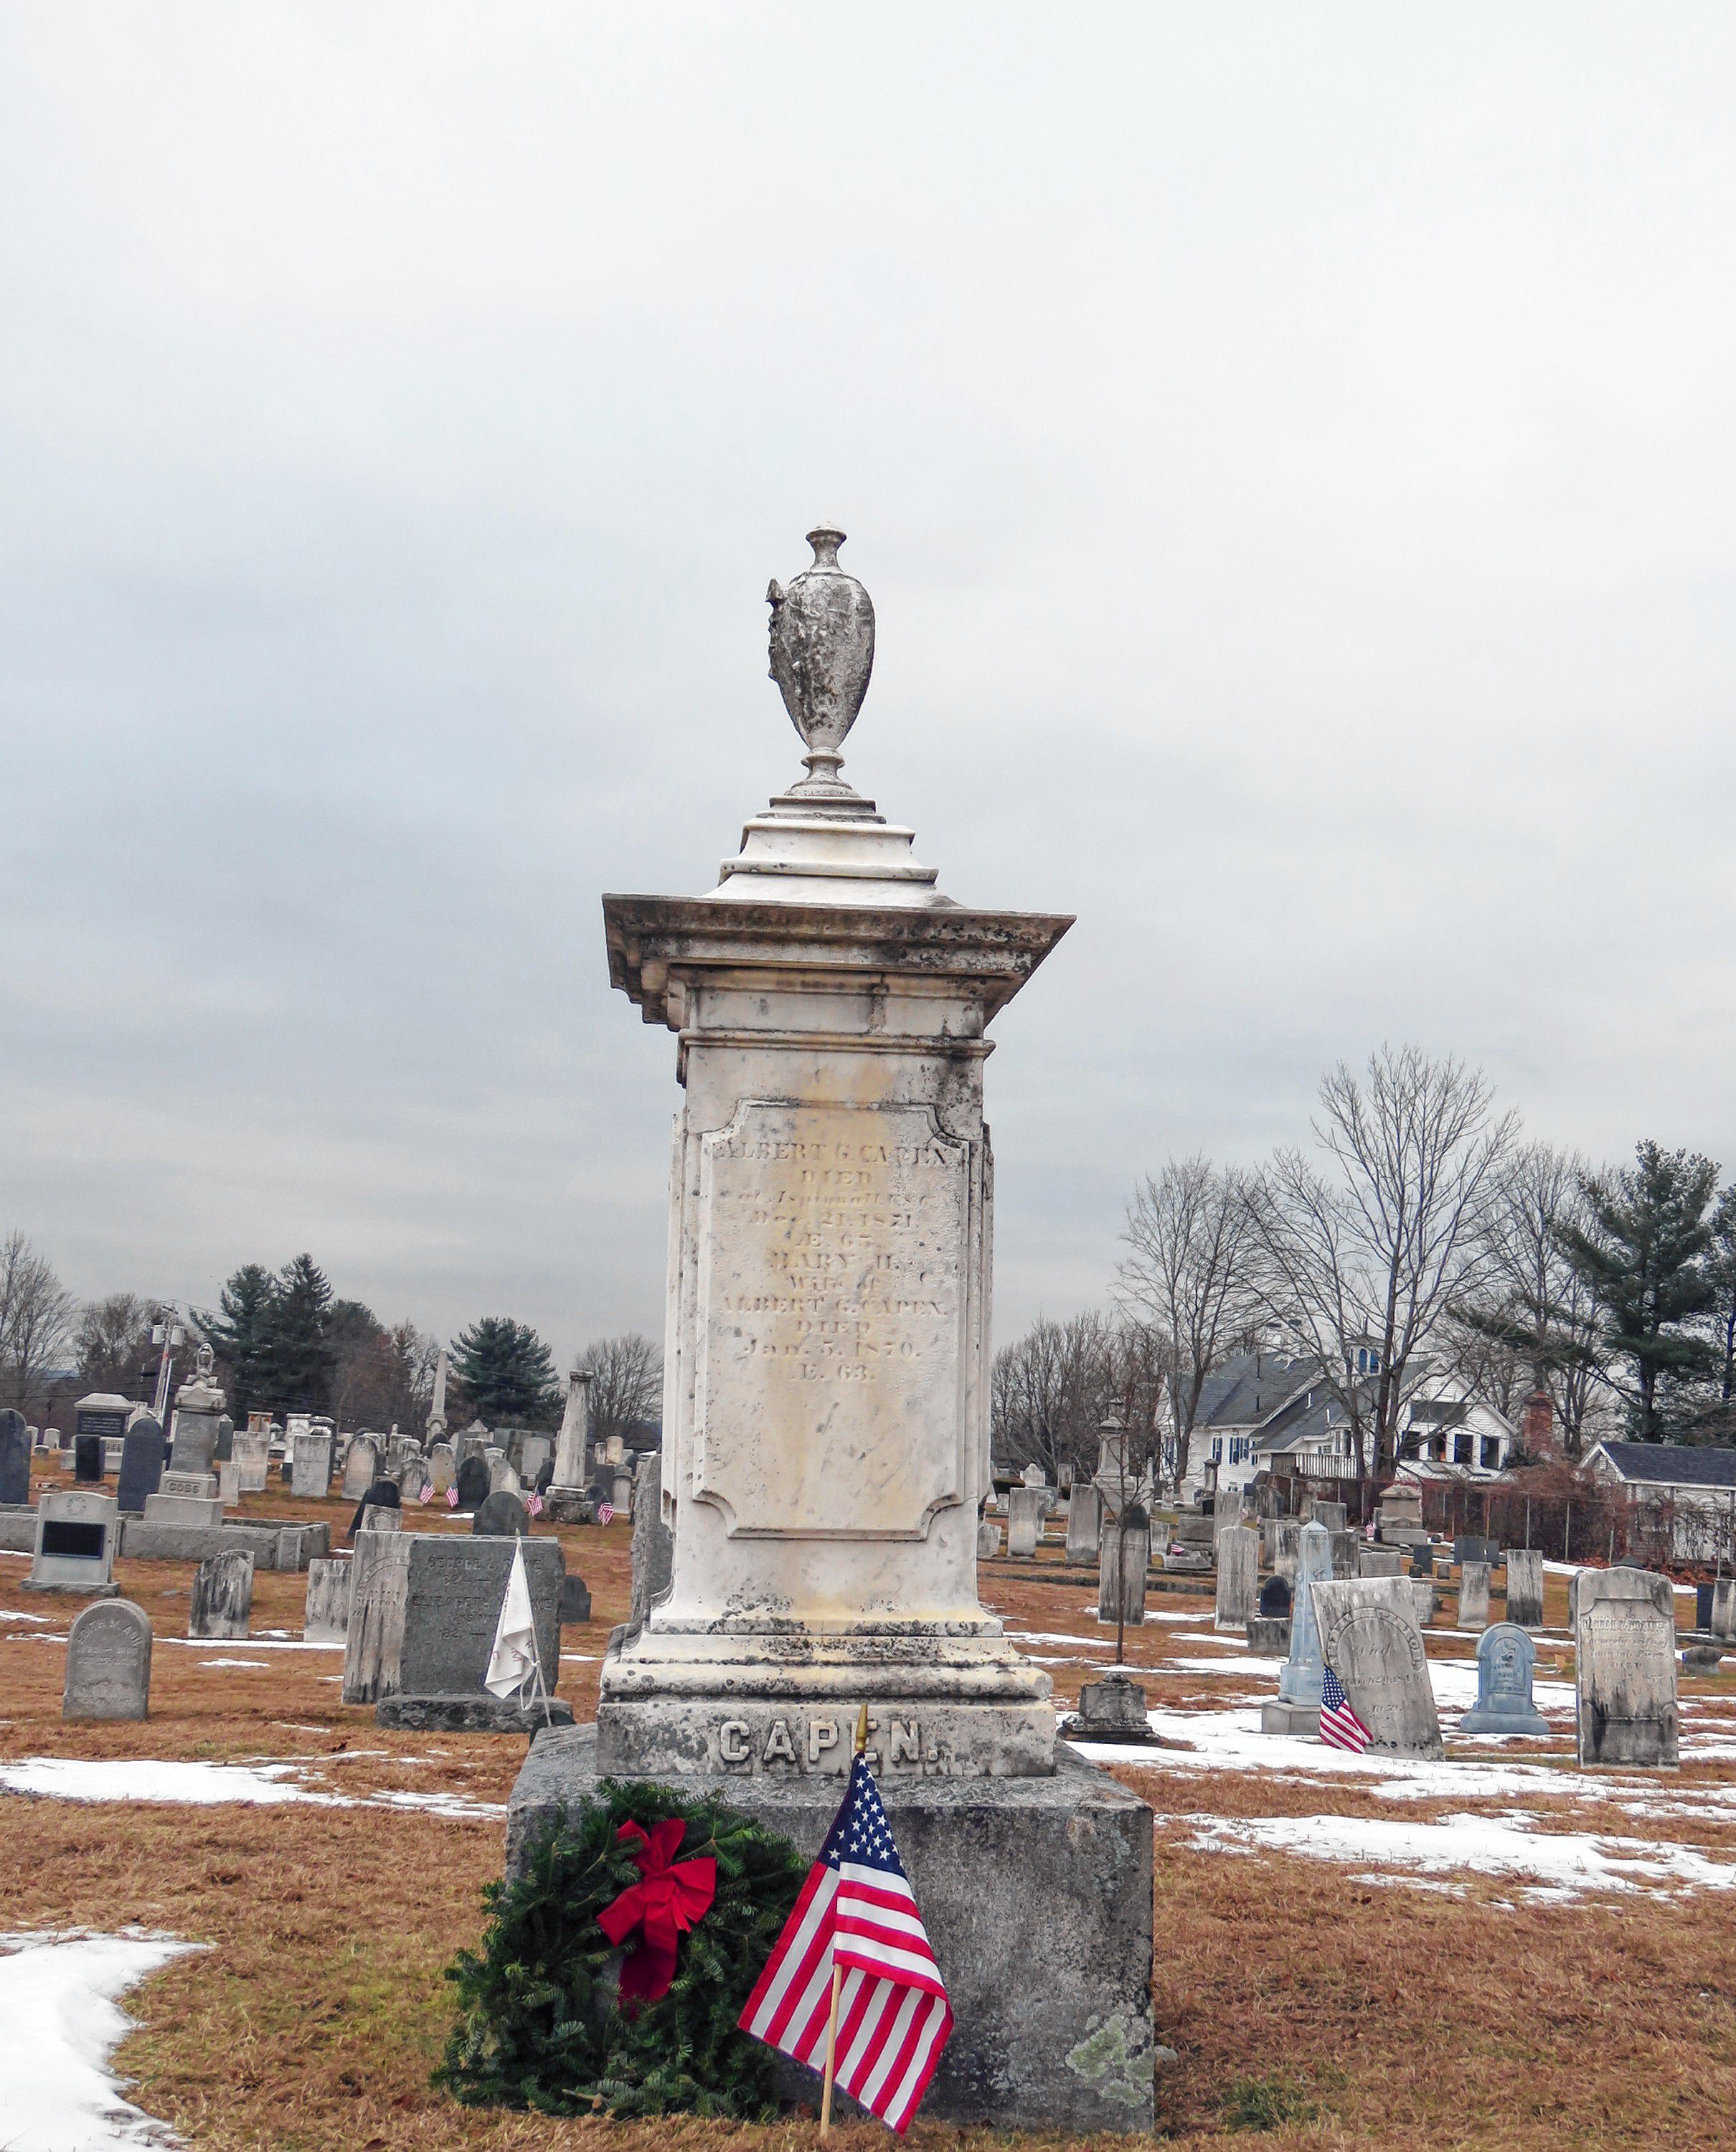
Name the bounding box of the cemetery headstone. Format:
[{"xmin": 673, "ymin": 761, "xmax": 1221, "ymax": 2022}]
[
  {"xmin": 74, "ymin": 1435, "xmax": 104, "ymax": 1483},
  {"xmin": 1098, "ymin": 1507, "xmax": 1150, "ymax": 1625},
  {"xmin": 628, "ymin": 1453, "xmax": 673, "ymax": 1626},
  {"xmin": 611, "ymin": 1467, "xmax": 633, "ymax": 1513},
  {"xmin": 1065, "ymin": 1482, "xmax": 1103, "ymax": 1565},
  {"xmin": 1458, "ymin": 1559, "xmax": 1492, "ymax": 1633},
  {"xmin": 473, "ymin": 1489, "xmax": 530, "ymax": 1537},
  {"xmin": 215, "ymin": 1415, "xmax": 235, "ymax": 1461},
  {"xmin": 1712, "ymin": 1577, "xmax": 1736, "ymax": 1645},
  {"xmin": 1245, "ymin": 1615, "xmax": 1291, "ymax": 1655},
  {"xmin": 27, "ymin": 1490, "xmax": 119, "ymax": 1595},
  {"xmin": 1214, "ymin": 1525, "xmax": 1258, "ymax": 1633},
  {"xmin": 63, "ymin": 1599, "xmax": 152, "ymax": 1721},
  {"xmin": 143, "ymin": 1476, "xmax": 222, "ymax": 1526},
  {"xmin": 559, "ymin": 1571, "xmax": 593, "ymax": 1625},
  {"xmin": 519, "ymin": 1435, "xmax": 552, "ymax": 1486},
  {"xmin": 101, "ymin": 1438, "xmax": 126, "ymax": 1476},
  {"xmin": 1273, "ymin": 1519, "xmax": 1301, "ymax": 1582},
  {"xmin": 359, "ymin": 1533, "xmax": 569, "ymax": 1730},
  {"xmin": 489, "ymin": 1453, "xmax": 522, "ymax": 1498},
  {"xmin": 1311, "ymin": 1577, "xmax": 1444, "ymax": 1758},
  {"xmin": 73, "ymin": 1394, "xmax": 131, "ymax": 1446},
  {"xmin": 398, "ymin": 1456, "xmax": 430, "ymax": 1505},
  {"xmin": 429, "ymin": 1443, "xmax": 457, "ymax": 1496},
  {"xmin": 1575, "ymin": 1567, "xmax": 1679, "ymax": 1767},
  {"xmin": 1407, "ymin": 1578, "xmax": 1436, "ymax": 1625},
  {"xmin": 341, "ymin": 1438, "xmax": 379, "ymax": 1501},
  {"xmin": 1307, "ymin": 1501, "xmax": 1348, "ymax": 1532},
  {"xmin": 1006, "ymin": 1487, "xmax": 1044, "ymax": 1559},
  {"xmin": 1263, "ymin": 1520, "xmax": 1331, "ymax": 1735},
  {"xmin": 1258, "ymin": 1574, "xmax": 1292, "ymax": 1618},
  {"xmin": 1504, "ymin": 1547, "xmax": 1544, "ymax": 1629},
  {"xmin": 1327, "ymin": 1529, "xmax": 1359, "ymax": 1580},
  {"xmin": 169, "ymin": 1354, "xmax": 225, "ymax": 1476},
  {"xmin": 232, "ymin": 1431, "xmax": 270, "ymax": 1494},
  {"xmin": 1358, "ymin": 1548, "xmax": 1404, "ymax": 1579},
  {"xmin": 454, "ymin": 1455, "xmax": 491, "ymax": 1511},
  {"xmin": 291, "ymin": 1430, "xmax": 334, "ymax": 1499},
  {"xmin": 1070, "ymin": 1670, "xmax": 1154, "ymax": 1741},
  {"xmin": 0, "ymin": 1410, "xmax": 30, "ymax": 1506},
  {"xmin": 217, "ymin": 1460, "xmax": 241, "ymax": 1506},
  {"xmin": 189, "ymin": 1549, "xmax": 254, "ymax": 1640},
  {"xmin": 976, "ymin": 1516, "xmax": 1001, "ymax": 1559},
  {"xmin": 1459, "ymin": 1621, "xmax": 1549, "ymax": 1734},
  {"xmin": 303, "ymin": 1557, "xmax": 352, "ymax": 1643},
  {"xmin": 361, "ymin": 1502, "xmax": 402, "ymax": 1534},
  {"xmin": 1684, "ymin": 1643, "xmax": 1724, "ymax": 1674}
]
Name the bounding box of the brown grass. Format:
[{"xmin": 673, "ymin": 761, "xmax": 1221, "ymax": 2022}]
[{"xmin": 5, "ymin": 1486, "xmax": 1736, "ymax": 2148}]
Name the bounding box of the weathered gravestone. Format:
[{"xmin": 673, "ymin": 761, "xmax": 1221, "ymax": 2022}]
[
  {"xmin": 489, "ymin": 1451, "xmax": 521, "ymax": 1497},
  {"xmin": 1358, "ymin": 1548, "xmax": 1404, "ymax": 1579},
  {"xmin": 291, "ymin": 1430, "xmax": 334, "ymax": 1499},
  {"xmin": 1067, "ymin": 1670, "xmax": 1157, "ymax": 1743},
  {"xmin": 519, "ymin": 1434, "xmax": 552, "ymax": 1486},
  {"xmin": 559, "ymin": 1571, "xmax": 593, "ymax": 1625},
  {"xmin": 1407, "ymin": 1578, "xmax": 1437, "ymax": 1625},
  {"xmin": 1504, "ymin": 1547, "xmax": 1545, "ymax": 1630},
  {"xmin": 976, "ymin": 1514, "xmax": 1001, "ymax": 1559},
  {"xmin": 1006, "ymin": 1488, "xmax": 1044, "ymax": 1559},
  {"xmin": 473, "ymin": 1489, "xmax": 529, "ymax": 1537},
  {"xmin": 1311, "ymin": 1577, "xmax": 1443, "ymax": 1758},
  {"xmin": 143, "ymin": 1472, "xmax": 222, "ymax": 1526},
  {"xmin": 27, "ymin": 1489, "xmax": 119, "ymax": 1595},
  {"xmin": 1459, "ymin": 1621, "xmax": 1549, "ymax": 1734},
  {"xmin": 429, "ymin": 1443, "xmax": 457, "ymax": 1496},
  {"xmin": 189, "ymin": 1549, "xmax": 254, "ymax": 1640},
  {"xmin": 628, "ymin": 1453, "xmax": 673, "ymax": 1628},
  {"xmin": 349, "ymin": 1534, "xmax": 570, "ymax": 1730},
  {"xmin": 1713, "ymin": 1577, "xmax": 1736, "ymax": 1645},
  {"xmin": 1214, "ymin": 1525, "xmax": 1258, "ymax": 1633},
  {"xmin": 1575, "ymin": 1567, "xmax": 1679, "ymax": 1767},
  {"xmin": 217, "ymin": 1460, "xmax": 241, "ymax": 1506},
  {"xmin": 1258, "ymin": 1574, "xmax": 1292, "ymax": 1619},
  {"xmin": 341, "ymin": 1438, "xmax": 378, "ymax": 1501},
  {"xmin": 1065, "ymin": 1482, "xmax": 1102, "ymax": 1565},
  {"xmin": 1245, "ymin": 1615, "xmax": 1291, "ymax": 1655},
  {"xmin": 63, "ymin": 1599, "xmax": 152, "ymax": 1721},
  {"xmin": 116, "ymin": 1417, "xmax": 171, "ymax": 1513},
  {"xmin": 454, "ymin": 1455, "xmax": 491, "ymax": 1512},
  {"xmin": 74, "ymin": 1435, "xmax": 105, "ymax": 1483},
  {"xmin": 1328, "ymin": 1529, "xmax": 1359, "ymax": 1580},
  {"xmin": 305, "ymin": 1557, "xmax": 352, "ymax": 1642},
  {"xmin": 1263, "ymin": 1520, "xmax": 1331, "ymax": 1735},
  {"xmin": 1458, "ymin": 1559, "xmax": 1492, "ymax": 1633},
  {"xmin": 1273, "ymin": 1519, "xmax": 1301, "ymax": 1582},
  {"xmin": 397, "ymin": 1456, "xmax": 430, "ymax": 1504},
  {"xmin": 1098, "ymin": 1507, "xmax": 1150, "ymax": 1626},
  {"xmin": 1307, "ymin": 1501, "xmax": 1348, "ymax": 1532},
  {"xmin": 232, "ymin": 1431, "xmax": 270, "ymax": 1494},
  {"xmin": 215, "ymin": 1415, "xmax": 235, "ymax": 1462},
  {"xmin": 0, "ymin": 1410, "xmax": 30, "ymax": 1506}
]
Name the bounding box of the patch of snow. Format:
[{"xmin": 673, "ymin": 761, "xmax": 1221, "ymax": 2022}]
[
  {"xmin": 1181, "ymin": 1809, "xmax": 1736, "ymax": 1899},
  {"xmin": 1010, "ymin": 1631, "xmax": 1114, "ymax": 1651},
  {"xmin": 198, "ymin": 1659, "xmax": 270, "ymax": 1670},
  {"xmin": 3, "ymin": 1610, "xmax": 53, "ymax": 1623},
  {"xmin": 0, "ymin": 1759, "xmax": 344, "ymax": 1808},
  {"xmin": 156, "ymin": 1638, "xmax": 342, "ymax": 1653},
  {"xmin": 0, "ymin": 1927, "xmax": 202, "ymax": 2151}
]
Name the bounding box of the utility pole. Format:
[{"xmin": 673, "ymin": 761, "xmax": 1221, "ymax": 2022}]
[{"xmin": 150, "ymin": 1305, "xmax": 185, "ymax": 1422}]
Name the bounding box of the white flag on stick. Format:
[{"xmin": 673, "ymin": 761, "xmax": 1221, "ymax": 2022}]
[{"xmin": 485, "ymin": 1539, "xmax": 539, "ymax": 1699}]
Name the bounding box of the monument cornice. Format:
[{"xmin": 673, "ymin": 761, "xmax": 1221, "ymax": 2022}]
[{"xmin": 602, "ymin": 892, "xmax": 1073, "ymax": 1030}]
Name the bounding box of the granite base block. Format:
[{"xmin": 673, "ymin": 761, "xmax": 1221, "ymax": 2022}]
[
  {"xmin": 377, "ymin": 1693, "xmax": 577, "ymax": 1733},
  {"xmin": 508, "ymin": 1724, "xmax": 1156, "ymax": 2134},
  {"xmin": 1261, "ymin": 1700, "xmax": 1321, "ymax": 1737}
]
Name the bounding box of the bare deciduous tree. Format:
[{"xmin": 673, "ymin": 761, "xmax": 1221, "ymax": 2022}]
[
  {"xmin": 991, "ymin": 1312, "xmax": 1169, "ymax": 1485},
  {"xmin": 577, "ymin": 1331, "xmax": 664, "ymax": 1449},
  {"xmin": 334, "ymin": 1319, "xmax": 441, "ymax": 1433},
  {"xmin": 73, "ymin": 1291, "xmax": 156, "ymax": 1397},
  {"xmin": 0, "ymin": 1230, "xmax": 77, "ymax": 1415},
  {"xmin": 1115, "ymin": 1155, "xmax": 1253, "ymax": 1496},
  {"xmin": 1242, "ymin": 1045, "xmax": 1519, "ymax": 1476}
]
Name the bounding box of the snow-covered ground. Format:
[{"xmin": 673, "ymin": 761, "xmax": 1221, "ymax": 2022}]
[
  {"xmin": 0, "ymin": 1756, "xmax": 502, "ymax": 1818},
  {"xmin": 0, "ymin": 1928, "xmax": 200, "ymax": 2152}
]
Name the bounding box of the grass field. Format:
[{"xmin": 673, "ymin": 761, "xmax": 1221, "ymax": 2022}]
[{"xmin": 6, "ymin": 1463, "xmax": 1736, "ymax": 2150}]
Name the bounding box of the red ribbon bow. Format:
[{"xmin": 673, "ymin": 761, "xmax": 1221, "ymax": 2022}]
[{"xmin": 595, "ymin": 1818, "xmax": 717, "ymax": 2006}]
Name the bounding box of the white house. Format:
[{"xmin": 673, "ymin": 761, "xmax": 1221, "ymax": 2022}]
[{"xmin": 1585, "ymin": 1441, "xmax": 1736, "ymax": 1564}]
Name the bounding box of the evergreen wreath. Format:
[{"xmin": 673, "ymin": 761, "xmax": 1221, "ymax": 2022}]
[{"xmin": 435, "ymin": 1778, "xmax": 809, "ymax": 2120}]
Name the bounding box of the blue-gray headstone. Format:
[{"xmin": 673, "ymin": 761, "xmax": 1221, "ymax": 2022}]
[
  {"xmin": 1277, "ymin": 1519, "xmax": 1333, "ymax": 1710},
  {"xmin": 0, "ymin": 1410, "xmax": 29, "ymax": 1506},
  {"xmin": 454, "ymin": 1455, "xmax": 491, "ymax": 1512},
  {"xmin": 472, "ymin": 1489, "xmax": 529, "ymax": 1537},
  {"xmin": 73, "ymin": 1434, "xmax": 105, "ymax": 1483},
  {"xmin": 1258, "ymin": 1573, "xmax": 1292, "ymax": 1619},
  {"xmin": 115, "ymin": 1417, "xmax": 166, "ymax": 1514},
  {"xmin": 1459, "ymin": 1621, "xmax": 1549, "ymax": 1735}
]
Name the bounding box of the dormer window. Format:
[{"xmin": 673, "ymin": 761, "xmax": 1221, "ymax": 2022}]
[{"xmin": 1353, "ymin": 1346, "xmax": 1382, "ymax": 1376}]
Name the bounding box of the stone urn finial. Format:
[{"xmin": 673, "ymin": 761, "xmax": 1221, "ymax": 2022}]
[{"xmin": 766, "ymin": 527, "xmax": 875, "ymax": 803}]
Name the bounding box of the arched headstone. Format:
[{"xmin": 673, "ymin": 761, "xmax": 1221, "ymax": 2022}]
[{"xmin": 64, "ymin": 1600, "xmax": 151, "ymax": 1720}]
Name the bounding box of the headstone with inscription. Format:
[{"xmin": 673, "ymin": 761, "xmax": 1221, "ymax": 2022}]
[
  {"xmin": 304, "ymin": 1557, "xmax": 352, "ymax": 1643},
  {"xmin": 1327, "ymin": 1529, "xmax": 1359, "ymax": 1581},
  {"xmin": 1712, "ymin": 1577, "xmax": 1736, "ymax": 1645},
  {"xmin": 27, "ymin": 1489, "xmax": 119, "ymax": 1595},
  {"xmin": 1311, "ymin": 1577, "xmax": 1444, "ymax": 1758},
  {"xmin": 1098, "ymin": 1508, "xmax": 1150, "ymax": 1626},
  {"xmin": 1273, "ymin": 1519, "xmax": 1301, "ymax": 1582},
  {"xmin": 506, "ymin": 529, "xmax": 1156, "ymax": 2134},
  {"xmin": 1504, "ymin": 1547, "xmax": 1545, "ymax": 1630},
  {"xmin": 544, "ymin": 1371, "xmax": 593, "ymax": 1520},
  {"xmin": 1065, "ymin": 1481, "xmax": 1102, "ymax": 1565},
  {"xmin": 117, "ymin": 1416, "xmax": 168, "ymax": 1510},
  {"xmin": 1263, "ymin": 1520, "xmax": 1331, "ymax": 1735},
  {"xmin": 1575, "ymin": 1567, "xmax": 1679, "ymax": 1767},
  {"xmin": 0, "ymin": 1410, "xmax": 30, "ymax": 1506},
  {"xmin": 1459, "ymin": 1621, "xmax": 1549, "ymax": 1734},
  {"xmin": 454, "ymin": 1455, "xmax": 491, "ymax": 1512},
  {"xmin": 398, "ymin": 1455, "xmax": 430, "ymax": 1505},
  {"xmin": 1458, "ymin": 1559, "xmax": 1492, "ymax": 1633},
  {"xmin": 189, "ymin": 1549, "xmax": 254, "ymax": 1640},
  {"xmin": 1006, "ymin": 1487, "xmax": 1044, "ymax": 1559},
  {"xmin": 63, "ymin": 1599, "xmax": 152, "ymax": 1720},
  {"xmin": 356, "ymin": 1532, "xmax": 568, "ymax": 1730},
  {"xmin": 1306, "ymin": 1500, "xmax": 1347, "ymax": 1532},
  {"xmin": 73, "ymin": 1394, "xmax": 131, "ymax": 1448},
  {"xmin": 1214, "ymin": 1525, "xmax": 1257, "ymax": 1632},
  {"xmin": 291, "ymin": 1430, "xmax": 334, "ymax": 1499},
  {"xmin": 1358, "ymin": 1547, "xmax": 1404, "ymax": 1579},
  {"xmin": 231, "ymin": 1431, "xmax": 270, "ymax": 1493},
  {"xmin": 429, "ymin": 1443, "xmax": 457, "ymax": 1496},
  {"xmin": 341, "ymin": 1438, "xmax": 378, "ymax": 1501}
]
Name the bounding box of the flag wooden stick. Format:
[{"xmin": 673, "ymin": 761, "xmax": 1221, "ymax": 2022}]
[{"xmin": 819, "ymin": 1704, "xmax": 873, "ymax": 2136}]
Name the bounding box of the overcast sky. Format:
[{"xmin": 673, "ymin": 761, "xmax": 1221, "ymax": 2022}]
[{"xmin": 4, "ymin": 6, "xmax": 1735, "ymax": 1367}]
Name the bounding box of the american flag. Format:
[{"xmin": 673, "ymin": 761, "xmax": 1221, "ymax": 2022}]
[
  {"xmin": 1320, "ymin": 1666, "xmax": 1372, "ymax": 1753},
  {"xmin": 527, "ymin": 1492, "xmax": 544, "ymax": 1518},
  {"xmin": 417, "ymin": 1483, "xmax": 434, "ymax": 1505},
  {"xmin": 444, "ymin": 1486, "xmax": 459, "ymax": 1509},
  {"xmin": 739, "ymin": 1752, "xmax": 953, "ymax": 2134},
  {"xmin": 597, "ymin": 1502, "xmax": 615, "ymax": 1526}
]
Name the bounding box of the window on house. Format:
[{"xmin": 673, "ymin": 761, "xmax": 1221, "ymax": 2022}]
[
  {"xmin": 1210, "ymin": 1438, "xmax": 1222, "ymax": 1464},
  {"xmin": 1354, "ymin": 1347, "xmax": 1383, "ymax": 1375},
  {"xmin": 1481, "ymin": 1437, "xmax": 1501, "ymax": 1470},
  {"xmin": 1453, "ymin": 1432, "xmax": 1473, "ymax": 1466}
]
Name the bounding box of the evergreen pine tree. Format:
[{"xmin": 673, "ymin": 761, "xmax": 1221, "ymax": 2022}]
[
  {"xmin": 1556, "ymin": 1142, "xmax": 1721, "ymax": 1440},
  {"xmin": 199, "ymin": 1263, "xmax": 279, "ymax": 1423},
  {"xmin": 265, "ymin": 1254, "xmax": 337, "ymax": 1415},
  {"xmin": 450, "ymin": 1317, "xmax": 560, "ymax": 1425}
]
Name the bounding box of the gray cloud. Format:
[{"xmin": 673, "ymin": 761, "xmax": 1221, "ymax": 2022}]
[{"xmin": 3, "ymin": 5, "xmax": 1734, "ymax": 1361}]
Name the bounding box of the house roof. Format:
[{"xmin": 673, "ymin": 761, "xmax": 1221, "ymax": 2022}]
[
  {"xmin": 1592, "ymin": 1442, "xmax": 1736, "ymax": 1491},
  {"xmin": 1196, "ymin": 1354, "xmax": 1321, "ymax": 1432}
]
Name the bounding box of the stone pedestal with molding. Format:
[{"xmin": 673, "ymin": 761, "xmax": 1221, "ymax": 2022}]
[{"xmin": 510, "ymin": 529, "xmax": 1155, "ymax": 2131}]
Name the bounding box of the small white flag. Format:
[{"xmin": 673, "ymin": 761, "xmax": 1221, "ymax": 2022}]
[{"xmin": 484, "ymin": 1539, "xmax": 539, "ymax": 1699}]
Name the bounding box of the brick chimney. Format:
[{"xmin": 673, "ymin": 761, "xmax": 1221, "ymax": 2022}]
[{"xmin": 1521, "ymin": 1389, "xmax": 1554, "ymax": 1455}]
